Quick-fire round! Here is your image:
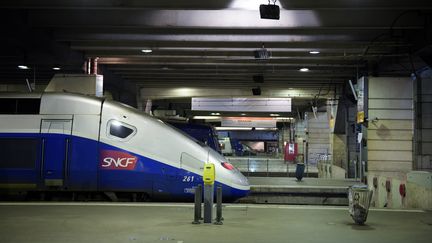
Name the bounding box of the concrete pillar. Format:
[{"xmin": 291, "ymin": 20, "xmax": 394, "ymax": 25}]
[
  {"xmin": 366, "ymin": 77, "xmax": 414, "ymax": 208},
  {"xmin": 144, "ymin": 99, "xmax": 153, "ymax": 114}
]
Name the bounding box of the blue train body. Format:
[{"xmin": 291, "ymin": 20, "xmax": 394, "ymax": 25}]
[{"xmin": 0, "ymin": 93, "xmax": 250, "ymax": 202}]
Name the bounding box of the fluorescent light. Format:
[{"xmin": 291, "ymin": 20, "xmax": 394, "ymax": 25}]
[
  {"xmin": 299, "ymin": 68, "xmax": 309, "ymax": 72},
  {"xmin": 141, "ymin": 49, "xmax": 152, "ymax": 53},
  {"xmin": 229, "ymin": 0, "xmax": 265, "ymax": 10},
  {"xmin": 215, "ymin": 127, "xmax": 278, "ymax": 131},
  {"xmin": 269, "ymin": 113, "xmax": 280, "ymax": 117},
  {"xmin": 240, "ymin": 113, "xmax": 247, "ymax": 116},
  {"xmin": 18, "ymin": 65, "xmax": 30, "ymax": 70},
  {"xmin": 211, "ymin": 112, "xmax": 221, "ymax": 116},
  {"xmin": 309, "ymin": 51, "xmax": 320, "ymax": 54},
  {"xmin": 275, "ymin": 117, "xmax": 294, "ymax": 122},
  {"xmin": 192, "ymin": 116, "xmax": 221, "ymax": 120},
  {"xmin": 52, "ymin": 67, "xmax": 61, "ymax": 71},
  {"xmin": 215, "ymin": 127, "xmax": 251, "ymax": 131}
]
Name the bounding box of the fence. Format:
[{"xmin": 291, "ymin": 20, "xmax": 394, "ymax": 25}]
[{"xmin": 227, "ymin": 157, "xmax": 317, "ymax": 177}]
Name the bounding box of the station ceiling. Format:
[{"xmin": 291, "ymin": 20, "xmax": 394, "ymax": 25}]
[{"xmin": 0, "ymin": 0, "xmax": 431, "ymax": 111}]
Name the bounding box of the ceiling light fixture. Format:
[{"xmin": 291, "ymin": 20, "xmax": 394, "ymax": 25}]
[
  {"xmin": 211, "ymin": 112, "xmax": 221, "ymax": 116},
  {"xmin": 141, "ymin": 49, "xmax": 153, "ymax": 53},
  {"xmin": 192, "ymin": 116, "xmax": 221, "ymax": 120},
  {"xmin": 269, "ymin": 113, "xmax": 280, "ymax": 117},
  {"xmin": 215, "ymin": 127, "xmax": 278, "ymax": 131},
  {"xmin": 52, "ymin": 67, "xmax": 61, "ymax": 71},
  {"xmin": 299, "ymin": 68, "xmax": 309, "ymax": 72},
  {"xmin": 18, "ymin": 65, "xmax": 30, "ymax": 70},
  {"xmin": 241, "ymin": 113, "xmax": 247, "ymax": 116},
  {"xmin": 309, "ymin": 51, "xmax": 320, "ymax": 54}
]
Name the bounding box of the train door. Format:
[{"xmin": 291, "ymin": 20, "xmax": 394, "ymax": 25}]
[
  {"xmin": 177, "ymin": 152, "xmax": 204, "ymax": 197},
  {"xmin": 40, "ymin": 118, "xmax": 72, "ymax": 188}
]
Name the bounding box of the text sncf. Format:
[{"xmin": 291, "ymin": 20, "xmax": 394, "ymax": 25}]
[{"xmin": 99, "ymin": 150, "xmax": 138, "ymax": 170}]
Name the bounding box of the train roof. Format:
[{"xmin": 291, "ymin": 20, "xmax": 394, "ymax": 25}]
[
  {"xmin": 0, "ymin": 92, "xmax": 42, "ymax": 99},
  {"xmin": 0, "ymin": 92, "xmax": 104, "ymax": 115}
]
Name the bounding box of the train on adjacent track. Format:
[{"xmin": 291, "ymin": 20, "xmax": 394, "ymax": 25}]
[{"xmin": 0, "ymin": 92, "xmax": 250, "ymax": 202}]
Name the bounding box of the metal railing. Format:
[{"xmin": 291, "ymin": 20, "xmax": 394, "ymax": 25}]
[{"xmin": 227, "ymin": 157, "xmax": 317, "ymax": 177}]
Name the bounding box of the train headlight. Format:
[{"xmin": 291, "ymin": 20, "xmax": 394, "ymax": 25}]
[{"xmin": 221, "ymin": 162, "xmax": 235, "ymax": 170}]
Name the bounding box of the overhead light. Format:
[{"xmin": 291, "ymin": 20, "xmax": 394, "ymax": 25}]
[
  {"xmin": 52, "ymin": 67, "xmax": 61, "ymax": 71},
  {"xmin": 241, "ymin": 113, "xmax": 247, "ymax": 116},
  {"xmin": 309, "ymin": 51, "xmax": 320, "ymax": 54},
  {"xmin": 18, "ymin": 65, "xmax": 30, "ymax": 70},
  {"xmin": 269, "ymin": 113, "xmax": 280, "ymax": 117},
  {"xmin": 215, "ymin": 127, "xmax": 252, "ymax": 131},
  {"xmin": 192, "ymin": 116, "xmax": 221, "ymax": 120},
  {"xmin": 259, "ymin": 1, "xmax": 280, "ymax": 20},
  {"xmin": 275, "ymin": 117, "xmax": 294, "ymax": 120},
  {"xmin": 141, "ymin": 49, "xmax": 153, "ymax": 53},
  {"xmin": 211, "ymin": 112, "xmax": 221, "ymax": 116},
  {"xmin": 299, "ymin": 68, "xmax": 309, "ymax": 72},
  {"xmin": 215, "ymin": 127, "xmax": 278, "ymax": 131}
]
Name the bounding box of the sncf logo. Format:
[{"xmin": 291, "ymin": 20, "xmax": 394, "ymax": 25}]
[{"xmin": 100, "ymin": 150, "xmax": 138, "ymax": 170}]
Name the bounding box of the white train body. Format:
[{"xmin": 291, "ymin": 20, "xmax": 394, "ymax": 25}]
[{"xmin": 0, "ymin": 92, "xmax": 249, "ymax": 201}]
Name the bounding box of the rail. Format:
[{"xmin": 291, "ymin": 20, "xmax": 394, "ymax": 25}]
[{"xmin": 227, "ymin": 157, "xmax": 318, "ymax": 177}]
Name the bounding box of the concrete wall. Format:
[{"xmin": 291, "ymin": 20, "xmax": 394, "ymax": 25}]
[
  {"xmin": 307, "ymin": 112, "xmax": 331, "ymax": 165},
  {"xmin": 367, "ymin": 77, "xmax": 415, "ymax": 208},
  {"xmin": 278, "ymin": 124, "xmax": 291, "ymax": 159},
  {"xmin": 331, "ymin": 134, "xmax": 346, "ymax": 168},
  {"xmin": 295, "ymin": 118, "xmax": 306, "ymax": 163}
]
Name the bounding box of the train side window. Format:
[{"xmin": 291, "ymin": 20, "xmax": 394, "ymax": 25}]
[
  {"xmin": 0, "ymin": 138, "xmax": 38, "ymax": 168},
  {"xmin": 0, "ymin": 98, "xmax": 41, "ymax": 114},
  {"xmin": 107, "ymin": 120, "xmax": 136, "ymax": 140}
]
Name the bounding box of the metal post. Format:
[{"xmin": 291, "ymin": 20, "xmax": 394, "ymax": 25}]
[
  {"xmin": 192, "ymin": 184, "xmax": 202, "ymax": 224},
  {"xmin": 203, "ymin": 184, "xmax": 214, "ymax": 223},
  {"xmin": 359, "ymin": 138, "xmax": 363, "ymax": 182},
  {"xmin": 266, "ymin": 159, "xmax": 269, "ymax": 177},
  {"xmin": 214, "ymin": 186, "xmax": 223, "ymax": 225},
  {"xmin": 247, "ymin": 158, "xmax": 250, "ymax": 177},
  {"xmin": 354, "ymin": 160, "xmax": 358, "ymax": 181}
]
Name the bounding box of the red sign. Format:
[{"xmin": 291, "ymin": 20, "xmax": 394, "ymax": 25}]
[
  {"xmin": 284, "ymin": 143, "xmax": 298, "ymax": 162},
  {"xmin": 100, "ymin": 150, "xmax": 138, "ymax": 170}
]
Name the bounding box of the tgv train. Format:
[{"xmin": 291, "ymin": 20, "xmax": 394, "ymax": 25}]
[{"xmin": 0, "ymin": 92, "xmax": 249, "ymax": 202}]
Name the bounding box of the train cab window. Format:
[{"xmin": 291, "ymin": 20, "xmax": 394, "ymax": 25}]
[{"xmin": 107, "ymin": 120, "xmax": 136, "ymax": 140}]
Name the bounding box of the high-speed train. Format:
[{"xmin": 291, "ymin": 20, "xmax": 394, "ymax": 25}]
[{"xmin": 0, "ymin": 92, "xmax": 250, "ymax": 202}]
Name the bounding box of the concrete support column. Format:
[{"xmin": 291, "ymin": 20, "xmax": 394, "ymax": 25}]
[
  {"xmin": 366, "ymin": 77, "xmax": 414, "ymax": 209},
  {"xmin": 144, "ymin": 99, "xmax": 153, "ymax": 114},
  {"xmin": 86, "ymin": 57, "xmax": 99, "ymax": 75},
  {"xmin": 278, "ymin": 123, "xmax": 290, "ymax": 158}
]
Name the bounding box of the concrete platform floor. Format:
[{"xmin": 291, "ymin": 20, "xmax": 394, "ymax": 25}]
[
  {"xmin": 1, "ymin": 203, "xmax": 431, "ymax": 243},
  {"xmin": 248, "ymin": 177, "xmax": 361, "ymax": 188}
]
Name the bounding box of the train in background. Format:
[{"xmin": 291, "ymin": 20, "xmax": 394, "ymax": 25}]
[
  {"xmin": 166, "ymin": 121, "xmax": 222, "ymax": 154},
  {"xmin": 0, "ymin": 92, "xmax": 250, "ymax": 202}
]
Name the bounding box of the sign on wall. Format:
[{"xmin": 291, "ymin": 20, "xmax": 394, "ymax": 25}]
[
  {"xmin": 191, "ymin": 97, "xmax": 291, "ymax": 112},
  {"xmin": 221, "ymin": 117, "xmax": 276, "ymax": 128}
]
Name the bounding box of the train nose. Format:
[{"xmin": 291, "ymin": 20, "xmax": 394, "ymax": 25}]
[
  {"xmin": 237, "ymin": 172, "xmax": 250, "ymax": 188},
  {"xmin": 232, "ymin": 171, "xmax": 250, "ymax": 198}
]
